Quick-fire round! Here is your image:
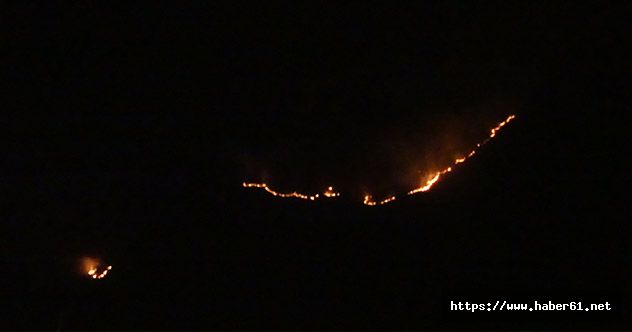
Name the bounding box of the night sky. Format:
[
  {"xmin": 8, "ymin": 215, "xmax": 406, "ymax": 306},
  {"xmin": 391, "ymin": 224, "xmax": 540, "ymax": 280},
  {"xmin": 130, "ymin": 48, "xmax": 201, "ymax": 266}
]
[{"xmin": 4, "ymin": 2, "xmax": 630, "ymax": 330}]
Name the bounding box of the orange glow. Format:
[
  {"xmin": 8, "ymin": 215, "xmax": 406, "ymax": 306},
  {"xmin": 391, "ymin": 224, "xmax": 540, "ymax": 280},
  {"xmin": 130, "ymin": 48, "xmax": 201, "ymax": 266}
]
[
  {"xmin": 400, "ymin": 114, "xmax": 516, "ymax": 200},
  {"xmin": 489, "ymin": 114, "xmax": 515, "ymax": 138},
  {"xmin": 242, "ymin": 182, "xmax": 339, "ymax": 200},
  {"xmin": 379, "ymin": 196, "xmax": 397, "ymax": 205},
  {"xmin": 363, "ymin": 194, "xmax": 396, "ymax": 206},
  {"xmin": 407, "ymin": 172, "xmax": 441, "ymax": 195},
  {"xmin": 324, "ymin": 186, "xmax": 341, "ymax": 197},
  {"xmin": 243, "ymin": 114, "xmax": 516, "ymax": 206},
  {"xmin": 363, "ymin": 195, "xmax": 377, "ymax": 206},
  {"xmin": 81, "ymin": 257, "xmax": 112, "ymax": 280}
]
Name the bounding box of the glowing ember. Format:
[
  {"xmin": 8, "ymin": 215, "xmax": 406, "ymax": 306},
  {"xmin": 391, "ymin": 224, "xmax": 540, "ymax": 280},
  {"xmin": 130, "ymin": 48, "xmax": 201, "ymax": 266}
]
[
  {"xmin": 242, "ymin": 182, "xmax": 339, "ymax": 201},
  {"xmin": 324, "ymin": 186, "xmax": 341, "ymax": 197},
  {"xmin": 363, "ymin": 194, "xmax": 396, "ymax": 206},
  {"xmin": 81, "ymin": 257, "xmax": 112, "ymax": 280},
  {"xmin": 407, "ymin": 172, "xmax": 441, "ymax": 195},
  {"xmin": 363, "ymin": 195, "xmax": 377, "ymax": 206},
  {"xmin": 401, "ymin": 114, "xmax": 516, "ymax": 201},
  {"xmin": 243, "ymin": 114, "xmax": 516, "ymax": 206}
]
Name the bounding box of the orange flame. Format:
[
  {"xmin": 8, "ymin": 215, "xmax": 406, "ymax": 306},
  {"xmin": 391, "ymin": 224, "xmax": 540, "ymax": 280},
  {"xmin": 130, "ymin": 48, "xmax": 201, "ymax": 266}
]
[
  {"xmin": 82, "ymin": 257, "xmax": 113, "ymax": 280},
  {"xmin": 363, "ymin": 195, "xmax": 377, "ymax": 206},
  {"xmin": 324, "ymin": 186, "xmax": 341, "ymax": 197},
  {"xmin": 399, "ymin": 114, "xmax": 516, "ymax": 202},
  {"xmin": 407, "ymin": 172, "xmax": 441, "ymax": 195},
  {"xmin": 243, "ymin": 114, "xmax": 516, "ymax": 206},
  {"xmin": 242, "ymin": 182, "xmax": 339, "ymax": 201},
  {"xmin": 363, "ymin": 194, "xmax": 397, "ymax": 206}
]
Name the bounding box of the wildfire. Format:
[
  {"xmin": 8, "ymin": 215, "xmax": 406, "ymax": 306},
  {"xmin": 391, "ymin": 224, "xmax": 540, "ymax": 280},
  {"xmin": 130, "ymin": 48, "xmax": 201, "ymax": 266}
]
[
  {"xmin": 489, "ymin": 114, "xmax": 515, "ymax": 138},
  {"xmin": 363, "ymin": 195, "xmax": 377, "ymax": 206},
  {"xmin": 82, "ymin": 257, "xmax": 112, "ymax": 280},
  {"xmin": 324, "ymin": 186, "xmax": 341, "ymax": 197},
  {"xmin": 242, "ymin": 182, "xmax": 339, "ymax": 201},
  {"xmin": 363, "ymin": 194, "xmax": 396, "ymax": 206},
  {"xmin": 243, "ymin": 114, "xmax": 516, "ymax": 206},
  {"xmin": 407, "ymin": 172, "xmax": 442, "ymax": 195},
  {"xmin": 402, "ymin": 114, "xmax": 516, "ymax": 200}
]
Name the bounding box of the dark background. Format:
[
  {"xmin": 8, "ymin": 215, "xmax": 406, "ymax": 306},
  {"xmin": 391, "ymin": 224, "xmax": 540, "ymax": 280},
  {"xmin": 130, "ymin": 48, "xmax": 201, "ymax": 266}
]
[{"xmin": 3, "ymin": 1, "xmax": 630, "ymax": 330}]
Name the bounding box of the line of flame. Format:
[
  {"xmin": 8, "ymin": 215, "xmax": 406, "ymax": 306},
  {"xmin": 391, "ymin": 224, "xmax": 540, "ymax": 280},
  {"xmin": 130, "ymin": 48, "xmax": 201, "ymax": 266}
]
[
  {"xmin": 363, "ymin": 194, "xmax": 396, "ymax": 206},
  {"xmin": 87, "ymin": 265, "xmax": 112, "ymax": 280},
  {"xmin": 242, "ymin": 114, "xmax": 516, "ymax": 206},
  {"xmin": 398, "ymin": 114, "xmax": 515, "ymax": 201},
  {"xmin": 242, "ymin": 183, "xmax": 340, "ymax": 201}
]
